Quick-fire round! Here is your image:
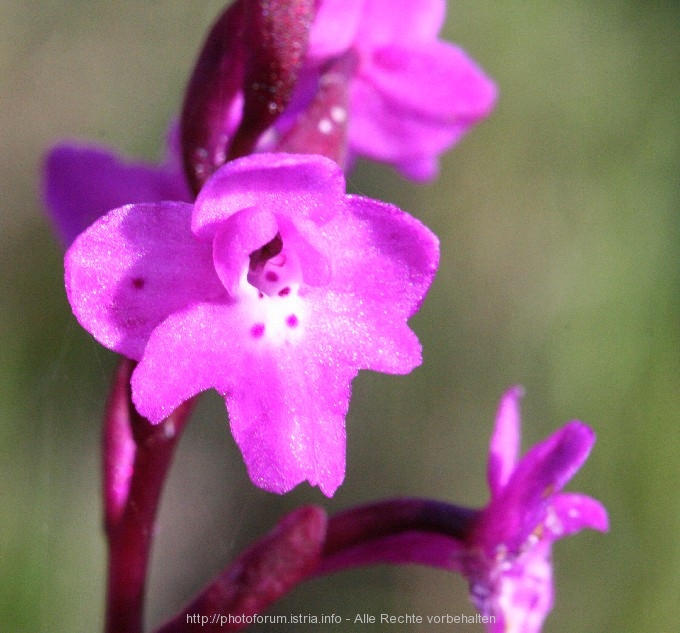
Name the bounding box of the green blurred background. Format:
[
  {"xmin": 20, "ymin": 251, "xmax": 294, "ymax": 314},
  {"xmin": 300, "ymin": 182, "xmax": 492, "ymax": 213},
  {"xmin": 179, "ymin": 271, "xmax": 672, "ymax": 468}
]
[{"xmin": 1, "ymin": 1, "xmax": 678, "ymax": 631}]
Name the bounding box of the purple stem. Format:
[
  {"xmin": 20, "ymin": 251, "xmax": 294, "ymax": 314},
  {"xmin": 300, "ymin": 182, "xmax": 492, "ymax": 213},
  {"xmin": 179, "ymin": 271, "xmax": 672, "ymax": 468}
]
[
  {"xmin": 151, "ymin": 498, "xmax": 477, "ymax": 632},
  {"xmin": 324, "ymin": 497, "xmax": 475, "ymax": 555},
  {"xmin": 180, "ymin": 0, "xmax": 247, "ymax": 195},
  {"xmin": 103, "ymin": 359, "xmax": 195, "ymax": 633},
  {"xmin": 318, "ymin": 498, "xmax": 477, "ymax": 575},
  {"xmin": 180, "ymin": 0, "xmax": 318, "ymax": 195}
]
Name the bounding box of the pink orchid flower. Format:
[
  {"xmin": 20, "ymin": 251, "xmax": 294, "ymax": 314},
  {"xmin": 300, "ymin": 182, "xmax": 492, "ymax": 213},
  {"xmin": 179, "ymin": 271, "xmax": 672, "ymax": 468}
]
[{"xmin": 64, "ymin": 152, "xmax": 439, "ymax": 496}]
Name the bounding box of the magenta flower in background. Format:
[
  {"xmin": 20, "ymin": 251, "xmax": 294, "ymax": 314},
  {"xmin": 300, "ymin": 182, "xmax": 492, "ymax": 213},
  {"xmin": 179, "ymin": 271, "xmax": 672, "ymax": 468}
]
[
  {"xmin": 318, "ymin": 387, "xmax": 608, "ymax": 632},
  {"xmin": 64, "ymin": 153, "xmax": 439, "ymax": 496},
  {"xmin": 181, "ymin": 0, "xmax": 497, "ymax": 186},
  {"xmin": 43, "ymin": 130, "xmax": 190, "ymax": 248},
  {"xmin": 296, "ymin": 0, "xmax": 498, "ymax": 179}
]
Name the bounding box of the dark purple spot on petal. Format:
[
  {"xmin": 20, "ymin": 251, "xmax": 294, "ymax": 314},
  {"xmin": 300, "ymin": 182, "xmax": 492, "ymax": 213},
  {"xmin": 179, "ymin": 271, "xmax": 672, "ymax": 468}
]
[
  {"xmin": 251, "ymin": 323, "xmax": 265, "ymax": 338},
  {"xmin": 278, "ymin": 286, "xmax": 290, "ymax": 297},
  {"xmin": 258, "ymin": 291, "xmax": 264, "ymax": 299},
  {"xmin": 286, "ymin": 314, "xmax": 298, "ymax": 328},
  {"xmin": 265, "ymin": 270, "xmax": 279, "ymax": 282},
  {"xmin": 132, "ymin": 277, "xmax": 145, "ymax": 290}
]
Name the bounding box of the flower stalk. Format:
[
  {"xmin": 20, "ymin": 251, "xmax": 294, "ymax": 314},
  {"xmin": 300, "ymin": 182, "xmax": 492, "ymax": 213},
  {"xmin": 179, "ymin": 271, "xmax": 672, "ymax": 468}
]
[{"xmin": 103, "ymin": 359, "xmax": 195, "ymax": 633}]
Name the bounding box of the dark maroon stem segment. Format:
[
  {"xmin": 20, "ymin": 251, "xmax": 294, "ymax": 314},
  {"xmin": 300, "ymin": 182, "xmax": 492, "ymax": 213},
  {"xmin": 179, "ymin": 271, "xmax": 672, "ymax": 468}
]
[
  {"xmin": 180, "ymin": 0, "xmax": 247, "ymax": 195},
  {"xmin": 317, "ymin": 497, "xmax": 478, "ymax": 577},
  {"xmin": 103, "ymin": 359, "xmax": 195, "ymax": 633},
  {"xmin": 155, "ymin": 506, "xmax": 327, "ymax": 633},
  {"xmin": 228, "ymin": 0, "xmax": 317, "ymax": 161},
  {"xmin": 323, "ymin": 497, "xmax": 476, "ymax": 557},
  {"xmin": 151, "ymin": 498, "xmax": 476, "ymax": 632},
  {"xmin": 180, "ymin": 0, "xmax": 317, "ymax": 195}
]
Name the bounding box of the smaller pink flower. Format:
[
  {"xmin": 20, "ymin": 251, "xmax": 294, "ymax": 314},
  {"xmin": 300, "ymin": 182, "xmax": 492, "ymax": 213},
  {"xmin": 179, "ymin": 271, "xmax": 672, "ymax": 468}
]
[
  {"xmin": 65, "ymin": 153, "xmax": 439, "ymax": 496},
  {"xmin": 317, "ymin": 388, "xmax": 608, "ymax": 631},
  {"xmin": 466, "ymin": 387, "xmax": 609, "ymax": 633}
]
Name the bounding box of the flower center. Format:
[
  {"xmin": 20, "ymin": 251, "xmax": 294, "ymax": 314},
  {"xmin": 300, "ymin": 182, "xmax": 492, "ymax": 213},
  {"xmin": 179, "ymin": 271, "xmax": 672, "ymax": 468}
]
[
  {"xmin": 242, "ymin": 232, "xmax": 307, "ymax": 344},
  {"xmin": 246, "ymin": 232, "xmax": 302, "ymax": 298}
]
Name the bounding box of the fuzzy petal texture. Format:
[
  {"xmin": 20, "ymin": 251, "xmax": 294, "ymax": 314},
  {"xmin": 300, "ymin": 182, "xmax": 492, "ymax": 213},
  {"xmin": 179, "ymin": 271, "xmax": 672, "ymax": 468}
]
[
  {"xmin": 487, "ymin": 385, "xmax": 523, "ymax": 496},
  {"xmin": 65, "ymin": 153, "xmax": 438, "ymax": 496},
  {"xmin": 483, "ymin": 421, "xmax": 596, "ymax": 553},
  {"xmin": 354, "ymin": 0, "xmax": 445, "ymax": 46},
  {"xmin": 65, "ymin": 202, "xmax": 222, "ymax": 360},
  {"xmin": 44, "ymin": 142, "xmax": 190, "ymax": 248},
  {"xmin": 193, "ymin": 152, "xmax": 346, "ymax": 234}
]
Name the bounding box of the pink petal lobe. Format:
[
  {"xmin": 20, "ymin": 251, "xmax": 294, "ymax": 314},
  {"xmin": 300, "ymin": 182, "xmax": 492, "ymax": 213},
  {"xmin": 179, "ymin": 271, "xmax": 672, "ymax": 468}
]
[
  {"xmin": 356, "ymin": 0, "xmax": 445, "ymax": 47},
  {"xmin": 192, "ymin": 153, "xmax": 345, "ymax": 236},
  {"xmin": 312, "ymin": 196, "xmax": 439, "ymax": 374},
  {"xmin": 349, "ymin": 44, "xmax": 497, "ymax": 170},
  {"xmin": 509, "ymin": 422, "xmax": 596, "ymax": 505},
  {"xmin": 307, "ymin": 0, "xmax": 364, "ymax": 59},
  {"xmin": 366, "ymin": 42, "xmax": 497, "ymax": 122},
  {"xmin": 549, "ymin": 493, "xmax": 609, "ymax": 537},
  {"xmin": 395, "ymin": 155, "xmax": 439, "ymax": 182},
  {"xmin": 131, "ymin": 301, "xmax": 350, "ymax": 495},
  {"xmin": 489, "ymin": 422, "xmax": 596, "ymax": 551},
  {"xmin": 226, "ymin": 348, "xmax": 352, "ymax": 497},
  {"xmin": 330, "ymin": 196, "xmax": 439, "ymax": 318},
  {"xmin": 488, "ymin": 386, "xmax": 523, "ymax": 497},
  {"xmin": 212, "ymin": 207, "xmax": 279, "ymax": 296},
  {"xmin": 65, "ymin": 202, "xmax": 221, "ymax": 360},
  {"xmin": 130, "ymin": 303, "xmax": 233, "ymax": 423}
]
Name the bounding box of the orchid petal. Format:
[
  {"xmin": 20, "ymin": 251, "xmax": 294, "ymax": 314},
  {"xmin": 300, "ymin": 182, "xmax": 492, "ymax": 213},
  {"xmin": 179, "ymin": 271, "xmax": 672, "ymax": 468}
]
[
  {"xmin": 355, "ymin": 0, "xmax": 445, "ymax": 46},
  {"xmin": 365, "ymin": 42, "xmax": 497, "ymax": 123},
  {"xmin": 348, "ymin": 44, "xmax": 496, "ymax": 172},
  {"xmin": 485, "ymin": 422, "xmax": 595, "ymax": 550},
  {"xmin": 212, "ymin": 207, "xmax": 279, "ymax": 296},
  {"xmin": 131, "ymin": 301, "xmax": 350, "ymax": 496},
  {"xmin": 307, "ymin": 0, "xmax": 364, "ymax": 59},
  {"xmin": 65, "ymin": 202, "xmax": 220, "ymax": 360},
  {"xmin": 193, "ymin": 153, "xmax": 345, "ymax": 235},
  {"xmin": 549, "ymin": 493, "xmax": 610, "ymax": 537},
  {"xmin": 486, "ymin": 541, "xmax": 554, "ymax": 633},
  {"xmin": 488, "ymin": 386, "xmax": 523, "ymax": 497}
]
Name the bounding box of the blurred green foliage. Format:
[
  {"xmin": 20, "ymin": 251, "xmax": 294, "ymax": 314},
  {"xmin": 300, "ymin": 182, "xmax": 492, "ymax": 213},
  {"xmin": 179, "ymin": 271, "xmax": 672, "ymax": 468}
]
[{"xmin": 1, "ymin": 1, "xmax": 678, "ymax": 631}]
